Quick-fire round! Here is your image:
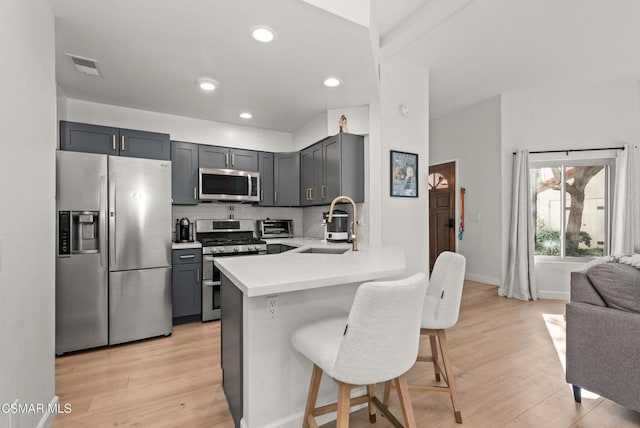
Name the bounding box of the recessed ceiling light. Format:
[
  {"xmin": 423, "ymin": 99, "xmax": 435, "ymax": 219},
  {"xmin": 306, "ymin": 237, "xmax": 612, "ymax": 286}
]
[
  {"xmin": 239, "ymin": 112, "xmax": 252, "ymax": 119},
  {"xmin": 323, "ymin": 77, "xmax": 342, "ymax": 88},
  {"xmin": 251, "ymin": 25, "xmax": 277, "ymax": 43},
  {"xmin": 196, "ymin": 77, "xmax": 219, "ymax": 91}
]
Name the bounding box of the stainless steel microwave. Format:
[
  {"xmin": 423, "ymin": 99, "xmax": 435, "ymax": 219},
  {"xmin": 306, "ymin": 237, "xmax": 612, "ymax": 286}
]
[{"xmin": 199, "ymin": 168, "xmax": 260, "ymax": 202}]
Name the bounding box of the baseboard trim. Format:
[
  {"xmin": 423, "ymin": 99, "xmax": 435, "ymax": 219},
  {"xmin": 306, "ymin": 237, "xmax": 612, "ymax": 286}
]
[
  {"xmin": 36, "ymin": 396, "xmax": 58, "ymax": 428},
  {"xmin": 465, "ymin": 273, "xmax": 500, "ymax": 286},
  {"xmin": 537, "ymin": 290, "xmax": 569, "ymax": 301}
]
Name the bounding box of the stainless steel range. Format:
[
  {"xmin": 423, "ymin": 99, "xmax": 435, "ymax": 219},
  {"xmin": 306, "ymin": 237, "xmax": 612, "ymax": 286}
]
[{"xmin": 196, "ymin": 219, "xmax": 267, "ymax": 321}]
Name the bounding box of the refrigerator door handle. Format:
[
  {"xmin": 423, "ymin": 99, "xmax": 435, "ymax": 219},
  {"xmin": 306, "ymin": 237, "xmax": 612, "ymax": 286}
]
[
  {"xmin": 100, "ymin": 175, "xmax": 107, "ymax": 268},
  {"xmin": 109, "ymin": 183, "xmax": 116, "ymax": 267}
]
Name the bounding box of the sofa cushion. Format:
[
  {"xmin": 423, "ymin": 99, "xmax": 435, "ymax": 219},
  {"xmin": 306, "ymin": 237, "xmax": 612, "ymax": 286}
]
[{"xmin": 586, "ymin": 263, "xmax": 640, "ymax": 313}]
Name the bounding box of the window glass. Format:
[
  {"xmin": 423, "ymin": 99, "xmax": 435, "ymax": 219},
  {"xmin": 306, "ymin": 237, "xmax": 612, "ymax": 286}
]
[
  {"xmin": 564, "ymin": 166, "xmax": 605, "ymax": 257},
  {"xmin": 530, "ymin": 157, "xmax": 611, "ymax": 259},
  {"xmin": 532, "ymin": 166, "xmax": 561, "ymax": 255},
  {"xmin": 428, "ymin": 172, "xmax": 448, "ymax": 189}
]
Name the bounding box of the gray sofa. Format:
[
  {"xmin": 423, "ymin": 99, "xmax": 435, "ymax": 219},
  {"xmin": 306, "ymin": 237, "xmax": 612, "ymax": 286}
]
[{"xmin": 566, "ymin": 262, "xmax": 640, "ymax": 412}]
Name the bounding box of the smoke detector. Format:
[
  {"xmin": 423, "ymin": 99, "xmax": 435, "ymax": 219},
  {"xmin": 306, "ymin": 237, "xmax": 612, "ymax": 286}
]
[{"xmin": 66, "ymin": 54, "xmax": 101, "ymax": 76}]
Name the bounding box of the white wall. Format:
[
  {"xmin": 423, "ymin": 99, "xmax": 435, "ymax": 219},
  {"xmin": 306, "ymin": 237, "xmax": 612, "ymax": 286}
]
[
  {"xmin": 501, "ymin": 81, "xmax": 640, "ymax": 298},
  {"xmin": 430, "ymin": 96, "xmax": 502, "ymax": 285},
  {"xmin": 292, "ymin": 105, "xmax": 370, "ymax": 151},
  {"xmin": 62, "ymin": 99, "xmax": 294, "ymax": 152},
  {"xmin": 0, "ymin": 1, "xmax": 57, "ymax": 427},
  {"xmin": 378, "ymin": 59, "xmax": 430, "ymax": 274}
]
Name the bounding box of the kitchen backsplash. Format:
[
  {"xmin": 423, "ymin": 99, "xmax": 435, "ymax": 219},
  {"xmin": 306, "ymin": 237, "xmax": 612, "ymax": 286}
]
[{"xmin": 172, "ymin": 204, "xmax": 303, "ymax": 237}]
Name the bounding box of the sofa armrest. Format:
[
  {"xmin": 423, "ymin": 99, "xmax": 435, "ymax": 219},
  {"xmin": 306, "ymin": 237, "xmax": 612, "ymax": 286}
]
[
  {"xmin": 570, "ymin": 272, "xmax": 605, "ymax": 306},
  {"xmin": 566, "ymin": 302, "xmax": 640, "ymax": 412}
]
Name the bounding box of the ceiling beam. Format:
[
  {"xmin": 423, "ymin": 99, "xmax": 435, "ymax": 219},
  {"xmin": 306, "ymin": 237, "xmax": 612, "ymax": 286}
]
[{"xmin": 380, "ymin": 0, "xmax": 476, "ymax": 59}]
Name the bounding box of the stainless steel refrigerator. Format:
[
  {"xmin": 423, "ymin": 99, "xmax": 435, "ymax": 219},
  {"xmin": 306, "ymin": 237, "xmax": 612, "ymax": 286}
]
[{"xmin": 56, "ymin": 151, "xmax": 172, "ymax": 354}]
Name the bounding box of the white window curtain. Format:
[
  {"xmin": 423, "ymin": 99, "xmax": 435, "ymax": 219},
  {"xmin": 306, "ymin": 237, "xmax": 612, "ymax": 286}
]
[
  {"xmin": 611, "ymin": 144, "xmax": 640, "ymax": 254},
  {"xmin": 501, "ymin": 150, "xmax": 537, "ymax": 301}
]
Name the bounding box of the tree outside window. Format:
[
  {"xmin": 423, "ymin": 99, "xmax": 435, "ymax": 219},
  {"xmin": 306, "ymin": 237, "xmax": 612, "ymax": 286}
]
[{"xmin": 530, "ymin": 159, "xmax": 612, "ymax": 258}]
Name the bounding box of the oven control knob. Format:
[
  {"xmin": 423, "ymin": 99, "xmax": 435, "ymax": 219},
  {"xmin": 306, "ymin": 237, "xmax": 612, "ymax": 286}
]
[
  {"xmin": 213, "ymin": 247, "xmax": 220, "ymax": 254},
  {"xmin": 234, "ymin": 247, "xmax": 240, "ymax": 253},
  {"xmin": 249, "ymin": 246, "xmax": 255, "ymax": 251}
]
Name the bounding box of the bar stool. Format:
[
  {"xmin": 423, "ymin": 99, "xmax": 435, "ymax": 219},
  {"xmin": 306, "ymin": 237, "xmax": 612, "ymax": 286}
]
[
  {"xmin": 385, "ymin": 251, "xmax": 466, "ymax": 423},
  {"xmin": 291, "ymin": 273, "xmax": 428, "ymax": 428}
]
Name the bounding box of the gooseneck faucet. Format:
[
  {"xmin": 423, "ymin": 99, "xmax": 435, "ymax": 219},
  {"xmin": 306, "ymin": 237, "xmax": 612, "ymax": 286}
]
[{"xmin": 328, "ymin": 195, "xmax": 358, "ymax": 251}]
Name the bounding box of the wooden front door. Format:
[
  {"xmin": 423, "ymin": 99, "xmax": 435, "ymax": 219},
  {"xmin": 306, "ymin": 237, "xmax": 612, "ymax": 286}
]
[{"xmin": 429, "ymin": 161, "xmax": 456, "ymax": 270}]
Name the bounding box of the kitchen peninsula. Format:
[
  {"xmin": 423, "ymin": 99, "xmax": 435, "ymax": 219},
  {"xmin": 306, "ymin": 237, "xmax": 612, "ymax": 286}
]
[{"xmin": 215, "ymin": 241, "xmax": 406, "ymax": 428}]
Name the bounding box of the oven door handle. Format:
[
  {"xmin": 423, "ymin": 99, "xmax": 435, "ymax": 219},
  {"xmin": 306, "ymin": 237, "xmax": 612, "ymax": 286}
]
[
  {"xmin": 203, "ymin": 280, "xmax": 219, "ymax": 288},
  {"xmin": 203, "ymin": 255, "xmax": 215, "ymax": 263}
]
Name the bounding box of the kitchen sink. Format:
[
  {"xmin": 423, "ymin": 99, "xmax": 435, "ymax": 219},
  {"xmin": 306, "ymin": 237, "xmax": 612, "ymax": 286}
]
[{"xmin": 297, "ymin": 247, "xmax": 349, "ymax": 254}]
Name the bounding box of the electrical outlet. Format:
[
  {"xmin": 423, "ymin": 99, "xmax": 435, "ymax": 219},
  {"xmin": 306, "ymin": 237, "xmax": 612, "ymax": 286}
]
[{"xmin": 266, "ymin": 296, "xmax": 279, "ymax": 319}]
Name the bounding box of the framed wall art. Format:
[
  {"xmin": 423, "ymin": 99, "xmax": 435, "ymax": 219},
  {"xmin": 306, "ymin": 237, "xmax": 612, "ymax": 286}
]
[{"xmin": 390, "ymin": 150, "xmax": 418, "ymax": 198}]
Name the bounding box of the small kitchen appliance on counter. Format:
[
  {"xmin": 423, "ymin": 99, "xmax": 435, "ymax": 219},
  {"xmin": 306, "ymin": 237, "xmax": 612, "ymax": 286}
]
[
  {"xmin": 256, "ymin": 219, "xmax": 294, "ymax": 239},
  {"xmin": 196, "ymin": 219, "xmax": 267, "ymax": 322},
  {"xmin": 323, "ymin": 209, "xmax": 349, "ymax": 242},
  {"xmin": 175, "ymin": 217, "xmax": 193, "ymax": 242}
]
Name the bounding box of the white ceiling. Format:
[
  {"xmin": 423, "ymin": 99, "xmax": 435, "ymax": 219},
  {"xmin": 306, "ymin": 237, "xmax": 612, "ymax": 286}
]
[
  {"xmin": 52, "ymin": 0, "xmax": 640, "ymax": 132},
  {"xmin": 52, "ymin": 0, "xmax": 376, "ymax": 133}
]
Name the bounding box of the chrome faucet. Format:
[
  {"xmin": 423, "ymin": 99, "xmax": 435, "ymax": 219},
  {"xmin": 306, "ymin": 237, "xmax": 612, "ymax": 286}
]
[{"xmin": 328, "ymin": 195, "xmax": 358, "ymax": 251}]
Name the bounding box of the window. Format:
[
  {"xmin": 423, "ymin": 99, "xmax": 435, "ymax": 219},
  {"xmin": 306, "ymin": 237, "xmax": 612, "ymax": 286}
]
[{"xmin": 530, "ymin": 157, "xmax": 614, "ymax": 258}]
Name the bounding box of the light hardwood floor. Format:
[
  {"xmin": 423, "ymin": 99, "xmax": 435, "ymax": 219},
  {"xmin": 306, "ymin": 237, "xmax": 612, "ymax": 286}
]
[{"xmin": 54, "ymin": 281, "xmax": 640, "ymax": 427}]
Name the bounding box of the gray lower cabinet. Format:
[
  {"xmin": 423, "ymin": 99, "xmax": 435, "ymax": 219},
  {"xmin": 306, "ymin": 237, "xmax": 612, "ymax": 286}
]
[
  {"xmin": 199, "ymin": 145, "xmax": 258, "ymax": 172},
  {"xmin": 172, "ymin": 249, "xmax": 202, "ymax": 324},
  {"xmin": 221, "ymin": 273, "xmax": 243, "ymax": 428},
  {"xmin": 171, "ymin": 141, "xmax": 199, "ymax": 205},
  {"xmin": 299, "ymin": 133, "xmax": 364, "ymax": 206},
  {"xmin": 60, "ymin": 121, "xmax": 170, "ymax": 160},
  {"xmin": 257, "ymin": 152, "xmax": 274, "ymax": 206},
  {"xmin": 274, "ymin": 152, "xmax": 300, "ymax": 207}
]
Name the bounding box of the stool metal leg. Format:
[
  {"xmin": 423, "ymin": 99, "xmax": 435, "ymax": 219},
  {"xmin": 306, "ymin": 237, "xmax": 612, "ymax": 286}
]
[{"xmin": 303, "ymin": 365, "xmax": 323, "ymax": 428}]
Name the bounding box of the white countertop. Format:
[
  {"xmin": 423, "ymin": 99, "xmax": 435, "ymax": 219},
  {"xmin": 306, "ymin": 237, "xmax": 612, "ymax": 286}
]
[
  {"xmin": 172, "ymin": 241, "xmax": 202, "ymax": 250},
  {"xmin": 215, "ymin": 239, "xmax": 406, "ymax": 297}
]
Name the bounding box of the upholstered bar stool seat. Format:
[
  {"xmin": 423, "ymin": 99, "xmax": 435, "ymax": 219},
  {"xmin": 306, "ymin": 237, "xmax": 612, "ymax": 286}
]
[{"xmin": 291, "ymin": 273, "xmax": 428, "ymax": 428}]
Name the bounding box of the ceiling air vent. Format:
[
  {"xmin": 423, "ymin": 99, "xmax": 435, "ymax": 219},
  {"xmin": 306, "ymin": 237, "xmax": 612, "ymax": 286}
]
[{"xmin": 66, "ymin": 54, "xmax": 101, "ymax": 76}]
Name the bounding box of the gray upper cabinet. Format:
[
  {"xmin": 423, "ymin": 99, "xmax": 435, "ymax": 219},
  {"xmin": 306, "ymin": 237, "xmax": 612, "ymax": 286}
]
[
  {"xmin": 299, "ymin": 133, "xmax": 364, "ymax": 206},
  {"xmin": 60, "ymin": 121, "xmax": 170, "ymax": 160},
  {"xmin": 300, "ymin": 143, "xmax": 323, "ymax": 206},
  {"xmin": 171, "ymin": 141, "xmax": 199, "ymax": 205},
  {"xmin": 274, "ymin": 152, "xmax": 300, "ymax": 207},
  {"xmin": 60, "ymin": 121, "xmax": 120, "ymax": 156},
  {"xmin": 199, "ymin": 145, "xmax": 258, "ymax": 171},
  {"xmin": 323, "ymin": 133, "xmax": 364, "ymax": 203},
  {"xmin": 198, "ymin": 145, "xmax": 228, "ymax": 169},
  {"xmin": 119, "ymin": 128, "xmax": 170, "ymax": 160},
  {"xmin": 257, "ymin": 152, "xmax": 274, "ymax": 206}
]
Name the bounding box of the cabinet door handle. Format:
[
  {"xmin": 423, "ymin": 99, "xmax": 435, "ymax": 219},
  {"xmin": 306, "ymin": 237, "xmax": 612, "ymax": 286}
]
[
  {"xmin": 196, "ymin": 269, "xmax": 200, "ymax": 282},
  {"xmin": 225, "ymin": 153, "xmax": 229, "ymax": 167},
  {"xmin": 112, "ymin": 135, "xmax": 117, "ymax": 151},
  {"xmin": 275, "ymin": 191, "xmax": 278, "ymax": 203},
  {"xmin": 179, "ymin": 254, "xmax": 195, "ymax": 259},
  {"xmin": 261, "ymin": 190, "xmax": 264, "ymax": 201},
  {"xmin": 321, "ymin": 185, "xmax": 326, "ymax": 198},
  {"xmin": 310, "ymin": 188, "xmax": 314, "ymax": 200},
  {"xmin": 121, "ymin": 136, "xmax": 126, "ymax": 151},
  {"xmin": 231, "ymin": 153, "xmax": 235, "ymax": 167},
  {"xmin": 193, "ymin": 187, "xmax": 197, "ymax": 200}
]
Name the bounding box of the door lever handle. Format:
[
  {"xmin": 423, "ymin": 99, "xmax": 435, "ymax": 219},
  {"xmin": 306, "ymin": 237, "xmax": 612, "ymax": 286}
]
[{"xmin": 447, "ymin": 218, "xmax": 455, "ymax": 228}]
